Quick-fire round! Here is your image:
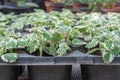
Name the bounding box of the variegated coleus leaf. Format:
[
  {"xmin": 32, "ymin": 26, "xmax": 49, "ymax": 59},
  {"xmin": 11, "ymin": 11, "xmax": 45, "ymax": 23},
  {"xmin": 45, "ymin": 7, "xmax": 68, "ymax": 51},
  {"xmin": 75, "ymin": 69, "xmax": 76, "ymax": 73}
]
[
  {"xmin": 86, "ymin": 39, "xmax": 98, "ymax": 48},
  {"xmin": 27, "ymin": 33, "xmax": 38, "ymax": 42},
  {"xmin": 6, "ymin": 38, "xmax": 17, "ymax": 49},
  {"xmin": 102, "ymin": 51, "xmax": 115, "ymax": 63},
  {"xmin": 72, "ymin": 38, "xmax": 86, "ymax": 46},
  {"xmin": 17, "ymin": 38, "xmax": 27, "ymax": 48},
  {"xmin": 49, "ymin": 44, "xmax": 57, "ymax": 56},
  {"xmin": 57, "ymin": 48, "xmax": 67, "ymax": 56},
  {"xmin": 57, "ymin": 42, "xmax": 70, "ymax": 56},
  {"xmin": 0, "ymin": 48, "xmax": 4, "ymax": 56},
  {"xmin": 1, "ymin": 53, "xmax": 18, "ymax": 63},
  {"xmin": 27, "ymin": 40, "xmax": 39, "ymax": 53},
  {"xmin": 25, "ymin": 2, "xmax": 39, "ymax": 7},
  {"xmin": 51, "ymin": 31, "xmax": 63, "ymax": 42},
  {"xmin": 100, "ymin": 41, "xmax": 120, "ymax": 56},
  {"xmin": 59, "ymin": 42, "xmax": 69, "ymax": 49},
  {"xmin": 83, "ymin": 33, "xmax": 92, "ymax": 42},
  {"xmin": 11, "ymin": 22, "xmax": 24, "ymax": 30},
  {"xmin": 39, "ymin": 28, "xmax": 52, "ymax": 41},
  {"xmin": 27, "ymin": 33, "xmax": 39, "ymax": 53}
]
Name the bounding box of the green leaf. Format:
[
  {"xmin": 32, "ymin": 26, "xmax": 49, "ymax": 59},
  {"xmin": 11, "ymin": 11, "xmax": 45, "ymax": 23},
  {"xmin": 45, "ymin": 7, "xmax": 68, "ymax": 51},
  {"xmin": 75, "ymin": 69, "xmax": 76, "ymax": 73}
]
[
  {"xmin": 86, "ymin": 39, "xmax": 98, "ymax": 48},
  {"xmin": 1, "ymin": 53, "xmax": 18, "ymax": 63},
  {"xmin": 56, "ymin": 42, "xmax": 69, "ymax": 56},
  {"xmin": 111, "ymin": 46, "xmax": 120, "ymax": 55},
  {"xmin": 87, "ymin": 48, "xmax": 100, "ymax": 54},
  {"xmin": 105, "ymin": 41, "xmax": 113, "ymax": 50},
  {"xmin": 52, "ymin": 32, "xmax": 63, "ymax": 42},
  {"xmin": 102, "ymin": 51, "xmax": 115, "ymax": 63},
  {"xmin": 0, "ymin": 48, "xmax": 4, "ymax": 56},
  {"xmin": 2, "ymin": 37, "xmax": 9, "ymax": 42},
  {"xmin": 59, "ymin": 42, "xmax": 69, "ymax": 50},
  {"xmin": 27, "ymin": 40, "xmax": 38, "ymax": 53},
  {"xmin": 57, "ymin": 48, "xmax": 67, "ymax": 56},
  {"xmin": 72, "ymin": 39, "xmax": 86, "ymax": 46},
  {"xmin": 84, "ymin": 33, "xmax": 92, "ymax": 41},
  {"xmin": 100, "ymin": 41, "xmax": 114, "ymax": 51},
  {"xmin": 0, "ymin": 28, "xmax": 6, "ymax": 36},
  {"xmin": 56, "ymin": 24, "xmax": 71, "ymax": 33},
  {"xmin": 40, "ymin": 29, "xmax": 52, "ymax": 41},
  {"xmin": 28, "ymin": 33, "xmax": 38, "ymax": 41},
  {"xmin": 69, "ymin": 29, "xmax": 81, "ymax": 38},
  {"xmin": 0, "ymin": 22, "xmax": 6, "ymax": 27},
  {"xmin": 0, "ymin": 40, "xmax": 6, "ymax": 47},
  {"xmin": 43, "ymin": 32, "xmax": 52, "ymax": 40},
  {"xmin": 25, "ymin": 2, "xmax": 39, "ymax": 7},
  {"xmin": 17, "ymin": 39, "xmax": 27, "ymax": 48},
  {"xmin": 6, "ymin": 38, "xmax": 17, "ymax": 49},
  {"xmin": 12, "ymin": 22, "xmax": 24, "ymax": 30},
  {"xmin": 74, "ymin": 26, "xmax": 87, "ymax": 32},
  {"xmin": 115, "ymin": 40, "xmax": 120, "ymax": 48},
  {"xmin": 49, "ymin": 44, "xmax": 57, "ymax": 56}
]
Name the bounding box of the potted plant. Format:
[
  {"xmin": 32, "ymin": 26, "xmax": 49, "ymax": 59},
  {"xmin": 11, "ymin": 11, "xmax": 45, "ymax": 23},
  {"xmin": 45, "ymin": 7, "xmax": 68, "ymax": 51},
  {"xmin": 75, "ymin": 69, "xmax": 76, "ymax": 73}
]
[
  {"xmin": 0, "ymin": 30, "xmax": 18, "ymax": 80},
  {"xmin": 0, "ymin": 24, "xmax": 18, "ymax": 80},
  {"xmin": 68, "ymin": 0, "xmax": 93, "ymax": 13},
  {"xmin": 72, "ymin": 0, "xmax": 88, "ymax": 9},
  {"xmin": 99, "ymin": 0, "xmax": 118, "ymax": 13},
  {"xmin": 45, "ymin": 0, "xmax": 72, "ymax": 12},
  {"xmin": 0, "ymin": 33, "xmax": 21, "ymax": 80},
  {"xmin": 26, "ymin": 11, "xmax": 73, "ymax": 80},
  {"xmin": 3, "ymin": 0, "xmax": 39, "ymax": 14},
  {"xmin": 45, "ymin": 0, "xmax": 54, "ymax": 12},
  {"xmin": 75, "ymin": 12, "xmax": 120, "ymax": 80},
  {"xmin": 32, "ymin": 0, "xmax": 46, "ymax": 11},
  {"xmin": 1, "ymin": 9, "xmax": 120, "ymax": 80},
  {"xmin": 13, "ymin": 9, "xmax": 74, "ymax": 80},
  {"xmin": 116, "ymin": 0, "xmax": 120, "ymax": 6},
  {"xmin": 0, "ymin": 13, "xmax": 28, "ymax": 78}
]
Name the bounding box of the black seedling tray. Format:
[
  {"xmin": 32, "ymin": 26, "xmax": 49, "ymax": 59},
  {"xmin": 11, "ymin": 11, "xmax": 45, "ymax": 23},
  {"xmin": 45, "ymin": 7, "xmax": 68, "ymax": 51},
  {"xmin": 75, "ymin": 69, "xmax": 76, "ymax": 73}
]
[{"xmin": 0, "ymin": 50, "xmax": 120, "ymax": 65}]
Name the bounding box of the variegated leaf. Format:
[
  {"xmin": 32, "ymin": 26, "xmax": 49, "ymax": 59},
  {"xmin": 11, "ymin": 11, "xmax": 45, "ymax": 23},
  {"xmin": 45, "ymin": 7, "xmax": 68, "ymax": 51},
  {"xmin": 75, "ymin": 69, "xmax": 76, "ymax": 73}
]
[
  {"xmin": 86, "ymin": 39, "xmax": 98, "ymax": 48},
  {"xmin": 1, "ymin": 53, "xmax": 18, "ymax": 63}
]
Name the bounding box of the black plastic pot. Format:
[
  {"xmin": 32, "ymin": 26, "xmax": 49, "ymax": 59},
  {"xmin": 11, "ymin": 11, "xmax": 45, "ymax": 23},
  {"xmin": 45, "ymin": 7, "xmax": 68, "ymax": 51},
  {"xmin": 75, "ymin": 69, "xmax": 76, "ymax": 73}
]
[
  {"xmin": 3, "ymin": 2, "xmax": 32, "ymax": 14},
  {"xmin": 72, "ymin": 1, "xmax": 88, "ymax": 9},
  {"xmin": 18, "ymin": 66, "xmax": 25, "ymax": 75},
  {"xmin": 51, "ymin": 8, "xmax": 63, "ymax": 12},
  {"xmin": 76, "ymin": 7, "xmax": 90, "ymax": 13},
  {"xmin": 49, "ymin": 3, "xmax": 72, "ymax": 12},
  {"xmin": 28, "ymin": 65, "xmax": 72, "ymax": 80},
  {"xmin": 0, "ymin": 66, "xmax": 18, "ymax": 80},
  {"xmin": 0, "ymin": 0, "xmax": 4, "ymax": 5},
  {"xmin": 0, "ymin": 5, "xmax": 3, "ymax": 12},
  {"xmin": 116, "ymin": 1, "xmax": 120, "ymax": 7},
  {"xmin": 32, "ymin": 0, "xmax": 46, "ymax": 10},
  {"xmin": 81, "ymin": 65, "xmax": 120, "ymax": 80}
]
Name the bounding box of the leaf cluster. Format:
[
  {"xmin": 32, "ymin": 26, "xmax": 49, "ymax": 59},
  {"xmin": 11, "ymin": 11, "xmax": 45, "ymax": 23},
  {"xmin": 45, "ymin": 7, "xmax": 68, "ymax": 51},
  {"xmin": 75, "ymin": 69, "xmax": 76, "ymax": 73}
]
[{"xmin": 0, "ymin": 9, "xmax": 120, "ymax": 63}]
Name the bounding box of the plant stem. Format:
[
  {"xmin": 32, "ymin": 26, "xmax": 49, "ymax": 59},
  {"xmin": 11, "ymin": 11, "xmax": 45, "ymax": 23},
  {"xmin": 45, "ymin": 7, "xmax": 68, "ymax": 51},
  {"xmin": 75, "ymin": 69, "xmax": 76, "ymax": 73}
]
[
  {"xmin": 64, "ymin": 33, "xmax": 67, "ymax": 43},
  {"xmin": 39, "ymin": 45, "xmax": 43, "ymax": 57},
  {"xmin": 36, "ymin": 30, "xmax": 43, "ymax": 56}
]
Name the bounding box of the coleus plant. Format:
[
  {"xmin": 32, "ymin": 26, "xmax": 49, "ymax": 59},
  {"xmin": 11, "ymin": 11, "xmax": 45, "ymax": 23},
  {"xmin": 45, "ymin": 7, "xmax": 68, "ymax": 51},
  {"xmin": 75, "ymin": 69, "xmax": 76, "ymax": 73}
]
[
  {"xmin": 0, "ymin": 13, "xmax": 17, "ymax": 28},
  {"xmin": 27, "ymin": 27, "xmax": 70, "ymax": 56},
  {"xmin": 0, "ymin": 36, "xmax": 28, "ymax": 63},
  {"xmin": 24, "ymin": 9, "xmax": 76, "ymax": 56},
  {"xmin": 0, "ymin": 36, "xmax": 18, "ymax": 63},
  {"xmin": 75, "ymin": 12, "xmax": 120, "ymax": 63},
  {"xmin": 0, "ymin": 9, "xmax": 120, "ymax": 64},
  {"xmin": 0, "ymin": 27, "xmax": 28, "ymax": 63}
]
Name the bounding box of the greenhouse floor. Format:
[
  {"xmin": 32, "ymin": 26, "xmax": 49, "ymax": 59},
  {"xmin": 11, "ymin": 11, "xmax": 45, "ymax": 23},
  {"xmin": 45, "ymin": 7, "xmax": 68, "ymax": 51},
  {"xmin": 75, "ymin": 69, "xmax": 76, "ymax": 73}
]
[{"xmin": 18, "ymin": 64, "xmax": 81, "ymax": 80}]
